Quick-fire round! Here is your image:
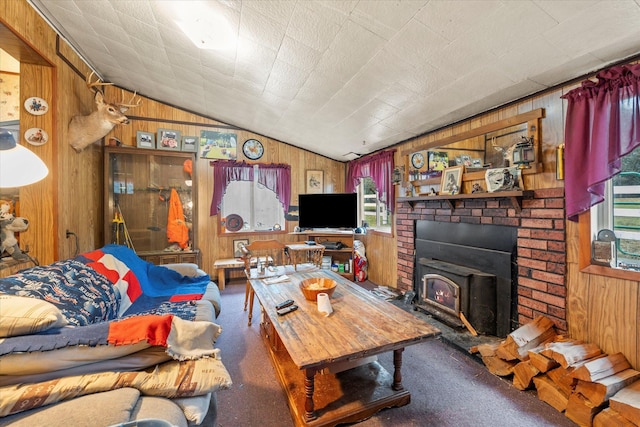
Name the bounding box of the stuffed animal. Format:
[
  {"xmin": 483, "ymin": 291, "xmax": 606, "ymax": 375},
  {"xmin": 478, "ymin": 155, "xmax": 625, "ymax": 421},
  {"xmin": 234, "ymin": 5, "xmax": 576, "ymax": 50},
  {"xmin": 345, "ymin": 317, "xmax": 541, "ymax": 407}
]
[{"xmin": 0, "ymin": 214, "xmax": 30, "ymax": 261}]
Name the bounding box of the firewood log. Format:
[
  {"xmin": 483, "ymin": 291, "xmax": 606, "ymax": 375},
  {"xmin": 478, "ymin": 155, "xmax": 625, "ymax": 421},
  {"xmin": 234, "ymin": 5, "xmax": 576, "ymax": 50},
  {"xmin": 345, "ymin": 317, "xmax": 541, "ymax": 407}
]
[
  {"xmin": 572, "ymin": 353, "xmax": 632, "ymax": 382},
  {"xmin": 533, "ymin": 375, "xmax": 570, "ymax": 412},
  {"xmin": 512, "ymin": 360, "xmax": 540, "ymax": 390},
  {"xmin": 548, "ymin": 341, "xmax": 603, "ymax": 368},
  {"xmin": 472, "ymin": 342, "xmax": 501, "ymax": 357},
  {"xmin": 593, "ymin": 407, "xmax": 637, "ymax": 427},
  {"xmin": 609, "ymin": 380, "xmax": 640, "ymax": 426},
  {"xmin": 497, "ymin": 315, "xmax": 556, "ymax": 361},
  {"xmin": 565, "ymin": 391, "xmax": 607, "ymax": 427},
  {"xmin": 528, "ymin": 345, "xmax": 560, "ymax": 373},
  {"xmin": 575, "ymin": 369, "xmax": 640, "ymax": 406},
  {"xmin": 548, "ymin": 366, "xmax": 578, "ymax": 396},
  {"xmin": 481, "ymin": 355, "xmax": 517, "ymax": 377},
  {"xmin": 541, "ymin": 338, "xmax": 583, "ymax": 358}
]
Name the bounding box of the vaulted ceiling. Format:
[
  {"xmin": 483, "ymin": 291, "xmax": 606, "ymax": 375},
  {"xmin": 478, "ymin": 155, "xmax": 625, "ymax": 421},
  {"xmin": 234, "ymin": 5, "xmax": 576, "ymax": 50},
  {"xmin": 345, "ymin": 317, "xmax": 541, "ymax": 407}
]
[{"xmin": 27, "ymin": 0, "xmax": 640, "ymax": 161}]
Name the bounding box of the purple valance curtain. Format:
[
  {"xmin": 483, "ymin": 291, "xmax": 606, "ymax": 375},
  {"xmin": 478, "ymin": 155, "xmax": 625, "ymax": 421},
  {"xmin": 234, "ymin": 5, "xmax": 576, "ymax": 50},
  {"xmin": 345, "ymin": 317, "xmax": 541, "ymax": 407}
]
[
  {"xmin": 561, "ymin": 64, "xmax": 640, "ymax": 221},
  {"xmin": 209, "ymin": 160, "xmax": 291, "ymax": 215},
  {"xmin": 346, "ymin": 150, "xmax": 396, "ymax": 214}
]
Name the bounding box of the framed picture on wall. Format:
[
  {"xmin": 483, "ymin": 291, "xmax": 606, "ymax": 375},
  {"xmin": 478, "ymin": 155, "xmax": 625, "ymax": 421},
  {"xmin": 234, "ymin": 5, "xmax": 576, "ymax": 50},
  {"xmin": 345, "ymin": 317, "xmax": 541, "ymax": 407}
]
[
  {"xmin": 439, "ymin": 165, "xmax": 463, "ymax": 195},
  {"xmin": 182, "ymin": 135, "xmax": 198, "ymax": 153},
  {"xmin": 136, "ymin": 131, "xmax": 155, "ymax": 149},
  {"xmin": 199, "ymin": 130, "xmax": 237, "ymax": 160},
  {"xmin": 306, "ymin": 170, "xmax": 323, "ymax": 194},
  {"xmin": 485, "ymin": 166, "xmax": 523, "ymax": 193},
  {"xmin": 233, "ymin": 239, "xmax": 249, "ymax": 258},
  {"xmin": 157, "ymin": 128, "xmax": 181, "ymax": 151}
]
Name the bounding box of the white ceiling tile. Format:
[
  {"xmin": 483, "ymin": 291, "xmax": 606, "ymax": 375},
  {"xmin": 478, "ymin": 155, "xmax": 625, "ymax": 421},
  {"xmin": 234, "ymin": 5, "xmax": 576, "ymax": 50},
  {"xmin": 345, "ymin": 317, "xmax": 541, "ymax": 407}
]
[
  {"xmin": 27, "ymin": 0, "xmax": 640, "ymax": 161},
  {"xmin": 385, "ymin": 19, "xmax": 448, "ymax": 70},
  {"xmin": 239, "ymin": 7, "xmax": 286, "ymax": 51},
  {"xmin": 287, "ymin": 3, "xmax": 343, "ymax": 52},
  {"xmin": 353, "ymin": 0, "xmax": 427, "ymax": 32},
  {"xmin": 276, "ymin": 36, "xmax": 323, "ymax": 73},
  {"xmin": 415, "ymin": 0, "xmax": 502, "ymax": 42},
  {"xmin": 533, "ymin": 0, "xmax": 600, "ymax": 22},
  {"xmin": 542, "ymin": 1, "xmax": 640, "ymax": 58},
  {"xmin": 243, "ymin": 0, "xmax": 296, "ymax": 26}
]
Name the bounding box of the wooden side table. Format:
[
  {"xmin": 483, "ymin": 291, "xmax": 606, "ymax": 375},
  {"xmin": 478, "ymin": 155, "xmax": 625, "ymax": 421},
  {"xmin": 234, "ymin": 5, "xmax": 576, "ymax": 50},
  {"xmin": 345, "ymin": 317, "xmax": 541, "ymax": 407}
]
[
  {"xmin": 212, "ymin": 258, "xmax": 245, "ymax": 290},
  {"xmin": 0, "ymin": 258, "xmax": 35, "ymax": 278}
]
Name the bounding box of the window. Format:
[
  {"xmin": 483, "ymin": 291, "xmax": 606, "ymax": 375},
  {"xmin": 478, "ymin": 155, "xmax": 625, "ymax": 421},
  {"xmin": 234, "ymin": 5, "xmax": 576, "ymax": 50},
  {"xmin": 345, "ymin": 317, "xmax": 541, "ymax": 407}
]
[
  {"xmin": 591, "ymin": 145, "xmax": 640, "ymax": 271},
  {"xmin": 210, "ymin": 161, "xmax": 290, "ymax": 233},
  {"xmin": 357, "ymin": 177, "xmax": 391, "ymax": 233},
  {"xmin": 221, "ymin": 178, "xmax": 285, "ymax": 233}
]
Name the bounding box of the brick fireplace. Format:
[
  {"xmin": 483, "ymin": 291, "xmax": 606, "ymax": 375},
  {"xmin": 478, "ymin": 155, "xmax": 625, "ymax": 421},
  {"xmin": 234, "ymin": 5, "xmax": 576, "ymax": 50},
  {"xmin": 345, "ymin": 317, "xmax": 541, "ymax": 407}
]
[{"xmin": 395, "ymin": 188, "xmax": 567, "ymax": 335}]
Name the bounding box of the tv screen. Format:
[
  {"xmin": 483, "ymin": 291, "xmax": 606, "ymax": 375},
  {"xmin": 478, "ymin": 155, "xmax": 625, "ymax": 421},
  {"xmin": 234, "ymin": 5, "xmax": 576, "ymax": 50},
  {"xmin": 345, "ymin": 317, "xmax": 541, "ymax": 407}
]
[{"xmin": 298, "ymin": 193, "xmax": 358, "ymax": 230}]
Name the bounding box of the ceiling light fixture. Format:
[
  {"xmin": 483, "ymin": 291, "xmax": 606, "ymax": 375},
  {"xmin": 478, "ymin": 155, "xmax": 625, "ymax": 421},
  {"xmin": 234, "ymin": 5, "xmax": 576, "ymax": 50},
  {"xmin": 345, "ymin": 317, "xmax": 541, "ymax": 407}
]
[
  {"xmin": 0, "ymin": 130, "xmax": 49, "ymax": 188},
  {"xmin": 171, "ymin": 1, "xmax": 236, "ymax": 50}
]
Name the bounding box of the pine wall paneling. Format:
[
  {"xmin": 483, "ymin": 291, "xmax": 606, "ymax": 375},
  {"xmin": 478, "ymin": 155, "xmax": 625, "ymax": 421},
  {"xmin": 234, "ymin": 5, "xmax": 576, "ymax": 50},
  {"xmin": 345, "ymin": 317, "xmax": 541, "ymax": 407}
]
[{"xmin": 100, "ymin": 86, "xmax": 346, "ymax": 281}]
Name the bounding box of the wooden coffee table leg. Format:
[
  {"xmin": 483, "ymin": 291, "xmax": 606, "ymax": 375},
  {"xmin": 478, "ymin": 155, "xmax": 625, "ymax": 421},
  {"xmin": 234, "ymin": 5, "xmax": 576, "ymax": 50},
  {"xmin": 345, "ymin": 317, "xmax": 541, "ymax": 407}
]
[
  {"xmin": 304, "ymin": 368, "xmax": 318, "ymax": 421},
  {"xmin": 392, "ymin": 348, "xmax": 405, "ymax": 391}
]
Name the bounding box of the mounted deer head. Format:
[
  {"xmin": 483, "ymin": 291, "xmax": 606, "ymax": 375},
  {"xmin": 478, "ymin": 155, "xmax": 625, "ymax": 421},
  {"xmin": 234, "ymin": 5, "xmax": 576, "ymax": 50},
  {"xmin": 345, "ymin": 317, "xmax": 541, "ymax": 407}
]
[
  {"xmin": 68, "ymin": 72, "xmax": 141, "ymax": 152},
  {"xmin": 491, "ymin": 136, "xmax": 517, "ymax": 167}
]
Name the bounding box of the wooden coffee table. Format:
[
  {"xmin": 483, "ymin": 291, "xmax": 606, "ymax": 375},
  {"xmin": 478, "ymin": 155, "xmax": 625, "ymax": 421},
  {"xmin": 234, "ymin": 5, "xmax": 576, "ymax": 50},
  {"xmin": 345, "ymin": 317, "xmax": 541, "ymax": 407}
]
[{"xmin": 250, "ymin": 270, "xmax": 440, "ymax": 426}]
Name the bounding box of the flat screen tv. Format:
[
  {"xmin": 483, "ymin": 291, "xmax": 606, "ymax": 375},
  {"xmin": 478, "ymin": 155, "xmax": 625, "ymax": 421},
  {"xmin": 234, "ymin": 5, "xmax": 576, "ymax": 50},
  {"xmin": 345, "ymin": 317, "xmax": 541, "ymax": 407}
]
[{"xmin": 298, "ymin": 193, "xmax": 358, "ymax": 230}]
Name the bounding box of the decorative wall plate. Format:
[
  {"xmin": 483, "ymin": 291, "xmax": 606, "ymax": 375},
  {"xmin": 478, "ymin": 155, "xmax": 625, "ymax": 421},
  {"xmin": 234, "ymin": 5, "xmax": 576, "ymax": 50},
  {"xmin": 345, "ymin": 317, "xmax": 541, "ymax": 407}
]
[
  {"xmin": 24, "ymin": 97, "xmax": 49, "ymax": 115},
  {"xmin": 225, "ymin": 214, "xmax": 244, "ymax": 232},
  {"xmin": 243, "ymin": 139, "xmax": 264, "ymax": 160},
  {"xmin": 24, "ymin": 128, "xmax": 49, "ymax": 146}
]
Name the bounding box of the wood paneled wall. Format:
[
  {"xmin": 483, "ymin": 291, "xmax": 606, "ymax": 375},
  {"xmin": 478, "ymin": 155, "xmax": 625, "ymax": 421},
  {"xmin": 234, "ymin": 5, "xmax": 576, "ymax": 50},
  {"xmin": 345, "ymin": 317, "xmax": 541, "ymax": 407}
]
[
  {"xmin": 2, "ymin": 1, "xmax": 103, "ymax": 265},
  {"xmin": 103, "ymin": 97, "xmax": 346, "ymax": 277}
]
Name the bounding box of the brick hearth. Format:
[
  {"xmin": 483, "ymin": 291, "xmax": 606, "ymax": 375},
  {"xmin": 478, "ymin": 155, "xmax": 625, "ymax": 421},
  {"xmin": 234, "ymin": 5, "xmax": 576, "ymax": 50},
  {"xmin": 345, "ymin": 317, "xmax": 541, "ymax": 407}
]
[{"xmin": 396, "ymin": 188, "xmax": 567, "ymax": 333}]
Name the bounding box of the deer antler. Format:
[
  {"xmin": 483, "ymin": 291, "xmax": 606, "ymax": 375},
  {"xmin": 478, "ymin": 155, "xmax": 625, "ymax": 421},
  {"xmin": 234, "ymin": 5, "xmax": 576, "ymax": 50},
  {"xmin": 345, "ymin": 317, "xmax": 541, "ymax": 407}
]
[
  {"xmin": 116, "ymin": 89, "xmax": 142, "ymax": 109},
  {"xmin": 85, "ymin": 70, "xmax": 113, "ymax": 93}
]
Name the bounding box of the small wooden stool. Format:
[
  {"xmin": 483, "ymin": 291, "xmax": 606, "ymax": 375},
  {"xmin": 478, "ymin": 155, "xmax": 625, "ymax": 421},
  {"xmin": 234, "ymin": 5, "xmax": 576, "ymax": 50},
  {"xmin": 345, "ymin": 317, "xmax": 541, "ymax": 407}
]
[{"xmin": 213, "ymin": 258, "xmax": 244, "ymax": 290}]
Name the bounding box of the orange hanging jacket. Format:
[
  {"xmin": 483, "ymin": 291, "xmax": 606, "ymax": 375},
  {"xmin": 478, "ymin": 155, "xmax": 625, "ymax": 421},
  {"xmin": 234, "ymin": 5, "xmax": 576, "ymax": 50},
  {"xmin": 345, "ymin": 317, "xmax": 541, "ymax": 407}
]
[{"xmin": 167, "ymin": 188, "xmax": 189, "ymax": 249}]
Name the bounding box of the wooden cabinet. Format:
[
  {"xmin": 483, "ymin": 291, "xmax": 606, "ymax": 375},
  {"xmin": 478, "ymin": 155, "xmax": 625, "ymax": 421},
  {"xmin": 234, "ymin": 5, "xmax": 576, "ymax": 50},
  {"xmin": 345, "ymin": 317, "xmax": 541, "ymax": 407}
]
[
  {"xmin": 104, "ymin": 147, "xmax": 198, "ymax": 265},
  {"xmin": 291, "ymin": 231, "xmax": 355, "ymax": 281}
]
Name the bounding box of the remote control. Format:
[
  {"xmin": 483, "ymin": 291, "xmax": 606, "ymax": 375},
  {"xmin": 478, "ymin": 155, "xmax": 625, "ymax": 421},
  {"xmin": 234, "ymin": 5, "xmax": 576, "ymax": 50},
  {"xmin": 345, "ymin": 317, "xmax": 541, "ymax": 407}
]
[
  {"xmin": 277, "ymin": 304, "xmax": 298, "ymax": 316},
  {"xmin": 275, "ymin": 299, "xmax": 294, "ymax": 310}
]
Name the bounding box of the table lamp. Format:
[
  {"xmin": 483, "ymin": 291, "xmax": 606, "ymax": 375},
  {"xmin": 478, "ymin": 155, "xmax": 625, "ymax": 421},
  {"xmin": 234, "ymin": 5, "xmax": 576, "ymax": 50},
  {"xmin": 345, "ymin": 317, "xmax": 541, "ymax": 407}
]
[{"xmin": 0, "ymin": 130, "xmax": 49, "ymax": 188}]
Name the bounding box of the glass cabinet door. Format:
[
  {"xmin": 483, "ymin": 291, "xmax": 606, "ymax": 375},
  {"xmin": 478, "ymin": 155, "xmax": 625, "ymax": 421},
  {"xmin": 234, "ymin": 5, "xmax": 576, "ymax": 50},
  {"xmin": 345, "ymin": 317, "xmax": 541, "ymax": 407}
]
[{"xmin": 104, "ymin": 147, "xmax": 196, "ymax": 256}]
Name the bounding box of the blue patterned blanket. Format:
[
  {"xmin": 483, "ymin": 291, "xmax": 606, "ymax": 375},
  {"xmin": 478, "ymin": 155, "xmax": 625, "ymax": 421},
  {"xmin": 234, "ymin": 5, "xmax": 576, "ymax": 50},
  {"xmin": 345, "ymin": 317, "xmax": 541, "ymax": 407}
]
[{"xmin": 0, "ymin": 244, "xmax": 211, "ymax": 327}]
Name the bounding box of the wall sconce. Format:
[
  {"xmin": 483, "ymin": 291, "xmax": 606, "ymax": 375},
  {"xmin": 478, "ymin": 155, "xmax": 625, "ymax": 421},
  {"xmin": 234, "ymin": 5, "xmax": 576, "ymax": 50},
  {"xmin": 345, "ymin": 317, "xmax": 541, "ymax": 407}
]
[
  {"xmin": 556, "ymin": 143, "xmax": 565, "ymax": 180},
  {"xmin": 0, "ymin": 130, "xmax": 49, "ymax": 188},
  {"xmin": 512, "ymin": 136, "xmax": 535, "ymax": 169}
]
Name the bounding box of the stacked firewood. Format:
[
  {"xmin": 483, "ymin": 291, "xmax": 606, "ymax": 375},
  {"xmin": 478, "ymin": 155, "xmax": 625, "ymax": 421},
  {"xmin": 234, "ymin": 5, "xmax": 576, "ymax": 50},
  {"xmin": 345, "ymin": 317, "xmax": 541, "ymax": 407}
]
[{"xmin": 471, "ymin": 315, "xmax": 640, "ymax": 427}]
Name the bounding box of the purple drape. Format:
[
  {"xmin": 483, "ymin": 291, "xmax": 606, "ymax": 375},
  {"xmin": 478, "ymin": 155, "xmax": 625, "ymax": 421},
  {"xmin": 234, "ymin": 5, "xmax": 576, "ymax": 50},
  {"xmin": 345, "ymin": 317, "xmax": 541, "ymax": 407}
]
[
  {"xmin": 346, "ymin": 150, "xmax": 396, "ymax": 214},
  {"xmin": 561, "ymin": 64, "xmax": 640, "ymax": 221},
  {"xmin": 209, "ymin": 160, "xmax": 291, "ymax": 215}
]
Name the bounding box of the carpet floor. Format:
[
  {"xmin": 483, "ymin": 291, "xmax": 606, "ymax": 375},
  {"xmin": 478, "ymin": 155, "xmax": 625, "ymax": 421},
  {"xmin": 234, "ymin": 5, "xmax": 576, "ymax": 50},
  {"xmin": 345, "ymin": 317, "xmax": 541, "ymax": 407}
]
[{"xmin": 208, "ymin": 281, "xmax": 576, "ymax": 427}]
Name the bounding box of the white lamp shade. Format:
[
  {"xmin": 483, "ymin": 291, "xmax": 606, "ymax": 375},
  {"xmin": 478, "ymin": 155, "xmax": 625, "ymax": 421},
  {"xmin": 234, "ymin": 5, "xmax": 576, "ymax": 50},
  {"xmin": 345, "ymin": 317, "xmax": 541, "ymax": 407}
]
[{"xmin": 0, "ymin": 132, "xmax": 49, "ymax": 188}]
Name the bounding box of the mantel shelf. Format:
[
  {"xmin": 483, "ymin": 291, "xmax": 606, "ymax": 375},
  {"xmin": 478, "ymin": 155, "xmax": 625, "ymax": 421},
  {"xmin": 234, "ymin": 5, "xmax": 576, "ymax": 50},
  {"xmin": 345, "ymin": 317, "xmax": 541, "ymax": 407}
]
[{"xmin": 397, "ymin": 190, "xmax": 534, "ymax": 213}]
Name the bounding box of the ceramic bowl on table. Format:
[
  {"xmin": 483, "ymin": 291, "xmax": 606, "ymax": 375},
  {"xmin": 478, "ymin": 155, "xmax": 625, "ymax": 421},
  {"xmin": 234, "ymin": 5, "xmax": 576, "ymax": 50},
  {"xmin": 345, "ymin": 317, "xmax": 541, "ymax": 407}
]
[{"xmin": 300, "ymin": 277, "xmax": 337, "ymax": 301}]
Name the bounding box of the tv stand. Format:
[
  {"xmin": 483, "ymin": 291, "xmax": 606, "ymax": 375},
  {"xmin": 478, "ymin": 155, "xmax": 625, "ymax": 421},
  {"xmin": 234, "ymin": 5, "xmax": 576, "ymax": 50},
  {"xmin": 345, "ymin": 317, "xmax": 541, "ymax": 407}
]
[{"xmin": 290, "ymin": 231, "xmax": 355, "ymax": 281}]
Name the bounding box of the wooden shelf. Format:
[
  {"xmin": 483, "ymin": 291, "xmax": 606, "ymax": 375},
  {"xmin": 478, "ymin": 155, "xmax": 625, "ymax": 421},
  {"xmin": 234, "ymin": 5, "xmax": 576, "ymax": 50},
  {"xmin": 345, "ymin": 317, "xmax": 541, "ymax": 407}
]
[{"xmin": 397, "ymin": 190, "xmax": 534, "ymax": 213}]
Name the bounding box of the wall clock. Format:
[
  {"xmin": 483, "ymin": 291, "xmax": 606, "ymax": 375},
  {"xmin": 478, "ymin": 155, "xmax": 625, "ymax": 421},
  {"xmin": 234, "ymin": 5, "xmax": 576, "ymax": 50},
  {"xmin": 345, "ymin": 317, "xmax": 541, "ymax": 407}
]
[
  {"xmin": 411, "ymin": 152, "xmax": 425, "ymax": 170},
  {"xmin": 243, "ymin": 139, "xmax": 264, "ymax": 160}
]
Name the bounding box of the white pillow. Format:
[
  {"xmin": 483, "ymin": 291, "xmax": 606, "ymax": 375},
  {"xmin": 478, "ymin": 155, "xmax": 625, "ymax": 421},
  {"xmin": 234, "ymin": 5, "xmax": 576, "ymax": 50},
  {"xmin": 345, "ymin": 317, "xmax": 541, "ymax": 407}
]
[
  {"xmin": 172, "ymin": 393, "xmax": 211, "ymax": 424},
  {"xmin": 0, "ymin": 294, "xmax": 68, "ymax": 337}
]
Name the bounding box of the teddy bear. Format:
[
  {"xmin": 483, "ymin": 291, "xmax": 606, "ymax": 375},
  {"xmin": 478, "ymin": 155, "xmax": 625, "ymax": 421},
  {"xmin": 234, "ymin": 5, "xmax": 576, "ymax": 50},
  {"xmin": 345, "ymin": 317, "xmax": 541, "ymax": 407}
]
[{"xmin": 0, "ymin": 214, "xmax": 30, "ymax": 261}]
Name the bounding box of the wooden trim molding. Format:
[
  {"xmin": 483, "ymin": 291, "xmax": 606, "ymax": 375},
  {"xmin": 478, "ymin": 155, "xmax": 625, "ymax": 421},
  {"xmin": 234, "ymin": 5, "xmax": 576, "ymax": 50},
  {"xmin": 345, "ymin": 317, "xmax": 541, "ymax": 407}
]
[{"xmin": 578, "ymin": 211, "xmax": 640, "ymax": 281}]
